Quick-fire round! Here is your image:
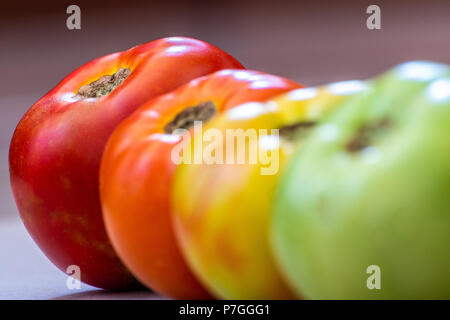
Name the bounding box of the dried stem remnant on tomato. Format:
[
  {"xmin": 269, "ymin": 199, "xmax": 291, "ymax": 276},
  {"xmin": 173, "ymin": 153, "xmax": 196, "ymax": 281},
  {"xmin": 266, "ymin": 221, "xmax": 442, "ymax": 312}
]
[
  {"xmin": 76, "ymin": 68, "xmax": 131, "ymax": 98},
  {"xmin": 346, "ymin": 117, "xmax": 391, "ymax": 152},
  {"xmin": 164, "ymin": 101, "xmax": 217, "ymax": 133},
  {"xmin": 279, "ymin": 121, "xmax": 316, "ymax": 140}
]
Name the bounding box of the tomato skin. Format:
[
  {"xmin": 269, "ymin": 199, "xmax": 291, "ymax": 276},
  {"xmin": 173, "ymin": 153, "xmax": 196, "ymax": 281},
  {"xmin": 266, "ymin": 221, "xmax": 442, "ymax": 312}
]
[
  {"xmin": 171, "ymin": 81, "xmax": 369, "ymax": 299},
  {"xmin": 272, "ymin": 64, "xmax": 450, "ymax": 300},
  {"xmin": 100, "ymin": 69, "xmax": 302, "ymax": 299},
  {"xmin": 9, "ymin": 37, "xmax": 244, "ymax": 290}
]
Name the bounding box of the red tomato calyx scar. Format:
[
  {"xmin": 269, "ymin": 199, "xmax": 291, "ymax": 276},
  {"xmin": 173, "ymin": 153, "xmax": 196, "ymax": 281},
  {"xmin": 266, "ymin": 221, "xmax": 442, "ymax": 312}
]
[
  {"xmin": 163, "ymin": 101, "xmax": 217, "ymax": 134},
  {"xmin": 76, "ymin": 67, "xmax": 131, "ymax": 98}
]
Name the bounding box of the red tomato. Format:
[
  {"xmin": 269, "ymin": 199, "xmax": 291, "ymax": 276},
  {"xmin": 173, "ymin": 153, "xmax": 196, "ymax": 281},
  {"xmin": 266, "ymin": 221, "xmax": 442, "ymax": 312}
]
[{"xmin": 9, "ymin": 37, "xmax": 244, "ymax": 290}]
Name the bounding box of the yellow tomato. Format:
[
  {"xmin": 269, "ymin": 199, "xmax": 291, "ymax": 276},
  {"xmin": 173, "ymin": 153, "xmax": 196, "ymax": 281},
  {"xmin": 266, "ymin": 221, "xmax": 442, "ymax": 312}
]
[{"xmin": 171, "ymin": 80, "xmax": 368, "ymax": 299}]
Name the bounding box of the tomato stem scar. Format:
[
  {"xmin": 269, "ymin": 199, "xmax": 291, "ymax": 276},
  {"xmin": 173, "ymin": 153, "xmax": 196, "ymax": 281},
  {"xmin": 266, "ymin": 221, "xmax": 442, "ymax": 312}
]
[
  {"xmin": 76, "ymin": 68, "xmax": 131, "ymax": 98},
  {"xmin": 278, "ymin": 121, "xmax": 316, "ymax": 140},
  {"xmin": 346, "ymin": 117, "xmax": 391, "ymax": 152},
  {"xmin": 164, "ymin": 101, "xmax": 217, "ymax": 133}
]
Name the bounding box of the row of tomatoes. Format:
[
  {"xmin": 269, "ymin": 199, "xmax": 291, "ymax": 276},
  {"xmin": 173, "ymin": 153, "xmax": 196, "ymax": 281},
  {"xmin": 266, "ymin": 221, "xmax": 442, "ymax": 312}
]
[
  {"xmin": 100, "ymin": 67, "xmax": 368, "ymax": 299},
  {"xmin": 11, "ymin": 37, "xmax": 446, "ymax": 299}
]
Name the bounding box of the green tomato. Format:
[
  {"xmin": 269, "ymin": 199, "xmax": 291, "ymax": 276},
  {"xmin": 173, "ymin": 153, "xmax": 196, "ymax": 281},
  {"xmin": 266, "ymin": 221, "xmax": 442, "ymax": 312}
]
[{"xmin": 271, "ymin": 61, "xmax": 450, "ymax": 299}]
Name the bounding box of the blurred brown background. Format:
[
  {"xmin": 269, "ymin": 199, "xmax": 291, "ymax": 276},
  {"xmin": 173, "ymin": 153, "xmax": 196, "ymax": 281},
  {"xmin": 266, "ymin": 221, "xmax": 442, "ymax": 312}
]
[
  {"xmin": 1, "ymin": 0, "xmax": 450, "ymax": 219},
  {"xmin": 0, "ymin": 0, "xmax": 449, "ymax": 298}
]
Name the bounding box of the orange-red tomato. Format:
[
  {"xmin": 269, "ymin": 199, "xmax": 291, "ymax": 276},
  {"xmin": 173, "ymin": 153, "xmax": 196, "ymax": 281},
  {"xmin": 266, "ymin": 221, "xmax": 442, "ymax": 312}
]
[
  {"xmin": 99, "ymin": 69, "xmax": 302, "ymax": 298},
  {"xmin": 9, "ymin": 37, "xmax": 243, "ymax": 290}
]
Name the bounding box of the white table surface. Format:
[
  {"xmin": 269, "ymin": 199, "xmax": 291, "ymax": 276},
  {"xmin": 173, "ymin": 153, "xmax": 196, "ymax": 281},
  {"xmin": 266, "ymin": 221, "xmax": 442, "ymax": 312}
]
[{"xmin": 0, "ymin": 216, "xmax": 164, "ymax": 300}]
